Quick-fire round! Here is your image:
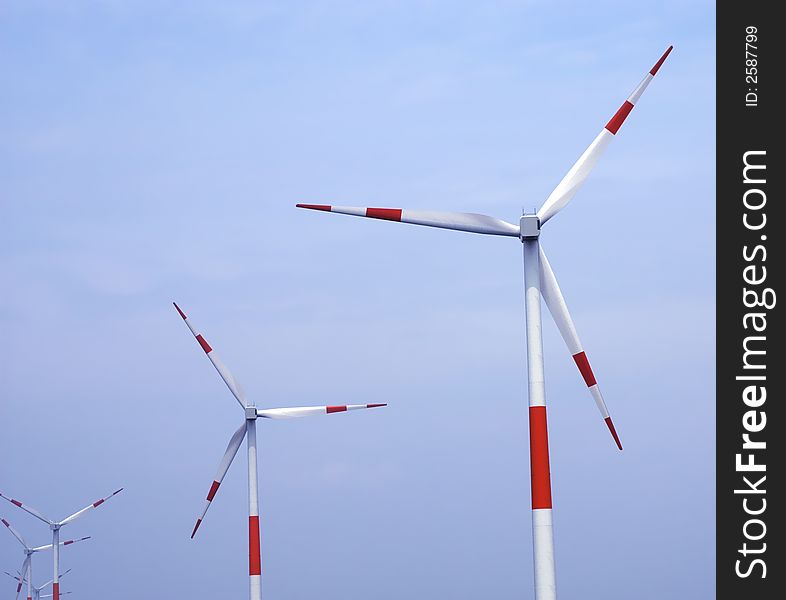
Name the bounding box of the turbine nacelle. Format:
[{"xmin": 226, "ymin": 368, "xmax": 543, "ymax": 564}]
[{"xmin": 519, "ymin": 214, "xmax": 541, "ymax": 240}]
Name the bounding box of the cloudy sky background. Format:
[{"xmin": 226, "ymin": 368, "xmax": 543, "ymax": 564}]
[{"xmin": 1, "ymin": 1, "xmax": 714, "ymax": 598}]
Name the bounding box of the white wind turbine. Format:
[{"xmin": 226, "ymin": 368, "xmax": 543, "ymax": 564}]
[
  {"xmin": 0, "ymin": 489, "xmax": 122, "ymax": 600},
  {"xmin": 1, "ymin": 517, "xmax": 88, "ymax": 600},
  {"xmin": 173, "ymin": 302, "xmax": 386, "ymax": 600},
  {"xmin": 297, "ymin": 46, "xmax": 672, "ymax": 599},
  {"xmin": 5, "ymin": 568, "xmax": 73, "ymax": 600}
]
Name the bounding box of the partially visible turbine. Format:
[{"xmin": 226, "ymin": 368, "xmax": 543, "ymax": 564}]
[
  {"xmin": 4, "ymin": 568, "xmax": 72, "ymax": 600},
  {"xmin": 1, "ymin": 489, "xmax": 122, "ymax": 600},
  {"xmin": 173, "ymin": 302, "xmax": 386, "ymax": 600},
  {"xmin": 297, "ymin": 46, "xmax": 672, "ymax": 600},
  {"xmin": 2, "ymin": 518, "xmax": 88, "ymax": 600}
]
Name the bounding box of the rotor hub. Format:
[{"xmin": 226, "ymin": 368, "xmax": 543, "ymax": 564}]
[{"xmin": 244, "ymin": 406, "xmax": 258, "ymax": 420}]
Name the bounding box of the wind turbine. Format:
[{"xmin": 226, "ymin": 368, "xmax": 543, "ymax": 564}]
[
  {"xmin": 0, "ymin": 489, "xmax": 122, "ymax": 600},
  {"xmin": 5, "ymin": 568, "xmax": 72, "ymax": 600},
  {"xmin": 173, "ymin": 302, "xmax": 386, "ymax": 600},
  {"xmin": 1, "ymin": 518, "xmax": 88, "ymax": 600},
  {"xmin": 296, "ymin": 46, "xmax": 672, "ymax": 599}
]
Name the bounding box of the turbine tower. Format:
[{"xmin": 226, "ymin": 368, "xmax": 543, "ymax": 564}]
[
  {"xmin": 1, "ymin": 489, "xmax": 122, "ymax": 600},
  {"xmin": 1, "ymin": 517, "xmax": 88, "ymax": 600},
  {"xmin": 174, "ymin": 302, "xmax": 386, "ymax": 600},
  {"xmin": 296, "ymin": 46, "xmax": 672, "ymax": 600},
  {"xmin": 4, "ymin": 568, "xmax": 72, "ymax": 600}
]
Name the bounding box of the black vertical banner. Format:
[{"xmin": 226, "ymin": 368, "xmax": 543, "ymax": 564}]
[{"xmin": 717, "ymin": 3, "xmax": 783, "ymax": 599}]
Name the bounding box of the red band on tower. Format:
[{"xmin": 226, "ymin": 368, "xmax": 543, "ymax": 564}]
[
  {"xmin": 249, "ymin": 515, "xmax": 262, "ymax": 576},
  {"xmin": 529, "ymin": 406, "xmax": 553, "ymax": 510}
]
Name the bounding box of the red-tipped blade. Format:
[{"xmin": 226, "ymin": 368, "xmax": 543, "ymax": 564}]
[
  {"xmin": 297, "ymin": 204, "xmax": 520, "ymax": 237},
  {"xmin": 60, "ymin": 488, "xmax": 123, "ymax": 525},
  {"xmin": 605, "ymin": 417, "xmax": 623, "ymax": 451},
  {"xmin": 537, "ymin": 46, "xmax": 673, "ymax": 225},
  {"xmin": 191, "ymin": 518, "xmax": 203, "ymax": 539},
  {"xmin": 539, "ymin": 246, "xmax": 622, "ymax": 450},
  {"xmin": 173, "ymin": 302, "xmax": 248, "ymax": 408},
  {"xmin": 191, "ymin": 422, "xmax": 247, "ymax": 538},
  {"xmin": 256, "ymin": 403, "xmax": 387, "ymax": 419}
]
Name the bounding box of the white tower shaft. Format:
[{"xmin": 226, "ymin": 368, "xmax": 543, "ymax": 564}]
[{"xmin": 523, "ymin": 237, "xmax": 557, "ymax": 600}]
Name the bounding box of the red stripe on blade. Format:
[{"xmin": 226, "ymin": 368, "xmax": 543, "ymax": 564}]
[
  {"xmin": 572, "ymin": 352, "xmax": 597, "ymax": 387},
  {"xmin": 173, "ymin": 302, "xmax": 187, "ymax": 320},
  {"xmin": 11, "ymin": 499, "xmax": 22, "ymax": 507},
  {"xmin": 196, "ymin": 334, "xmax": 212, "ymax": 354},
  {"xmin": 92, "ymin": 499, "xmax": 104, "ymax": 507},
  {"xmin": 1, "ymin": 518, "xmax": 8, "ymax": 526},
  {"xmin": 326, "ymin": 405, "xmax": 347, "ymax": 413},
  {"xmin": 296, "ymin": 204, "xmax": 332, "ymax": 211},
  {"xmin": 366, "ymin": 208, "xmax": 402, "ymax": 221},
  {"xmin": 249, "ymin": 516, "xmax": 262, "ymax": 576},
  {"xmin": 64, "ymin": 540, "xmax": 73, "ymax": 545},
  {"xmin": 529, "ymin": 406, "xmax": 553, "ymax": 510},
  {"xmin": 366, "ymin": 403, "xmax": 386, "ymax": 408},
  {"xmin": 191, "ymin": 519, "xmax": 202, "ymax": 539},
  {"xmin": 650, "ymin": 46, "xmax": 673, "ymax": 76},
  {"xmin": 206, "ymin": 480, "xmax": 220, "ymax": 501},
  {"xmin": 605, "ymin": 100, "xmax": 634, "ymax": 135},
  {"xmin": 605, "ymin": 417, "xmax": 623, "ymax": 450}
]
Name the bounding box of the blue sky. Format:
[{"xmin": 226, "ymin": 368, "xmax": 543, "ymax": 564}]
[{"xmin": 1, "ymin": 1, "xmax": 714, "ymax": 598}]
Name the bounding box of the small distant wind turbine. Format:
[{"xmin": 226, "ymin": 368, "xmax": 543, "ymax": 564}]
[
  {"xmin": 1, "ymin": 518, "xmax": 88, "ymax": 600},
  {"xmin": 1, "ymin": 489, "xmax": 122, "ymax": 600},
  {"xmin": 173, "ymin": 302, "xmax": 386, "ymax": 600},
  {"xmin": 297, "ymin": 46, "xmax": 672, "ymax": 600},
  {"xmin": 4, "ymin": 568, "xmax": 73, "ymax": 600}
]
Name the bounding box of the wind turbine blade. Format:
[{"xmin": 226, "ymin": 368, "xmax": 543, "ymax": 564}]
[
  {"xmin": 38, "ymin": 567, "xmax": 72, "ymax": 590},
  {"xmin": 15, "ymin": 557, "xmax": 30, "ymax": 600},
  {"xmin": 174, "ymin": 303, "xmax": 248, "ymax": 408},
  {"xmin": 539, "ymin": 246, "xmax": 622, "ymax": 450},
  {"xmin": 59, "ymin": 488, "xmax": 123, "ymax": 525},
  {"xmin": 296, "ymin": 205, "xmax": 520, "ymax": 237},
  {"xmin": 191, "ymin": 422, "xmax": 247, "ymax": 538},
  {"xmin": 0, "ymin": 493, "xmax": 53, "ymax": 525},
  {"xmin": 537, "ymin": 46, "xmax": 673, "ymax": 225},
  {"xmin": 31, "ymin": 536, "xmax": 91, "ymax": 552},
  {"xmin": 257, "ymin": 403, "xmax": 387, "ymax": 419},
  {"xmin": 1, "ymin": 518, "xmax": 29, "ymax": 548}
]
